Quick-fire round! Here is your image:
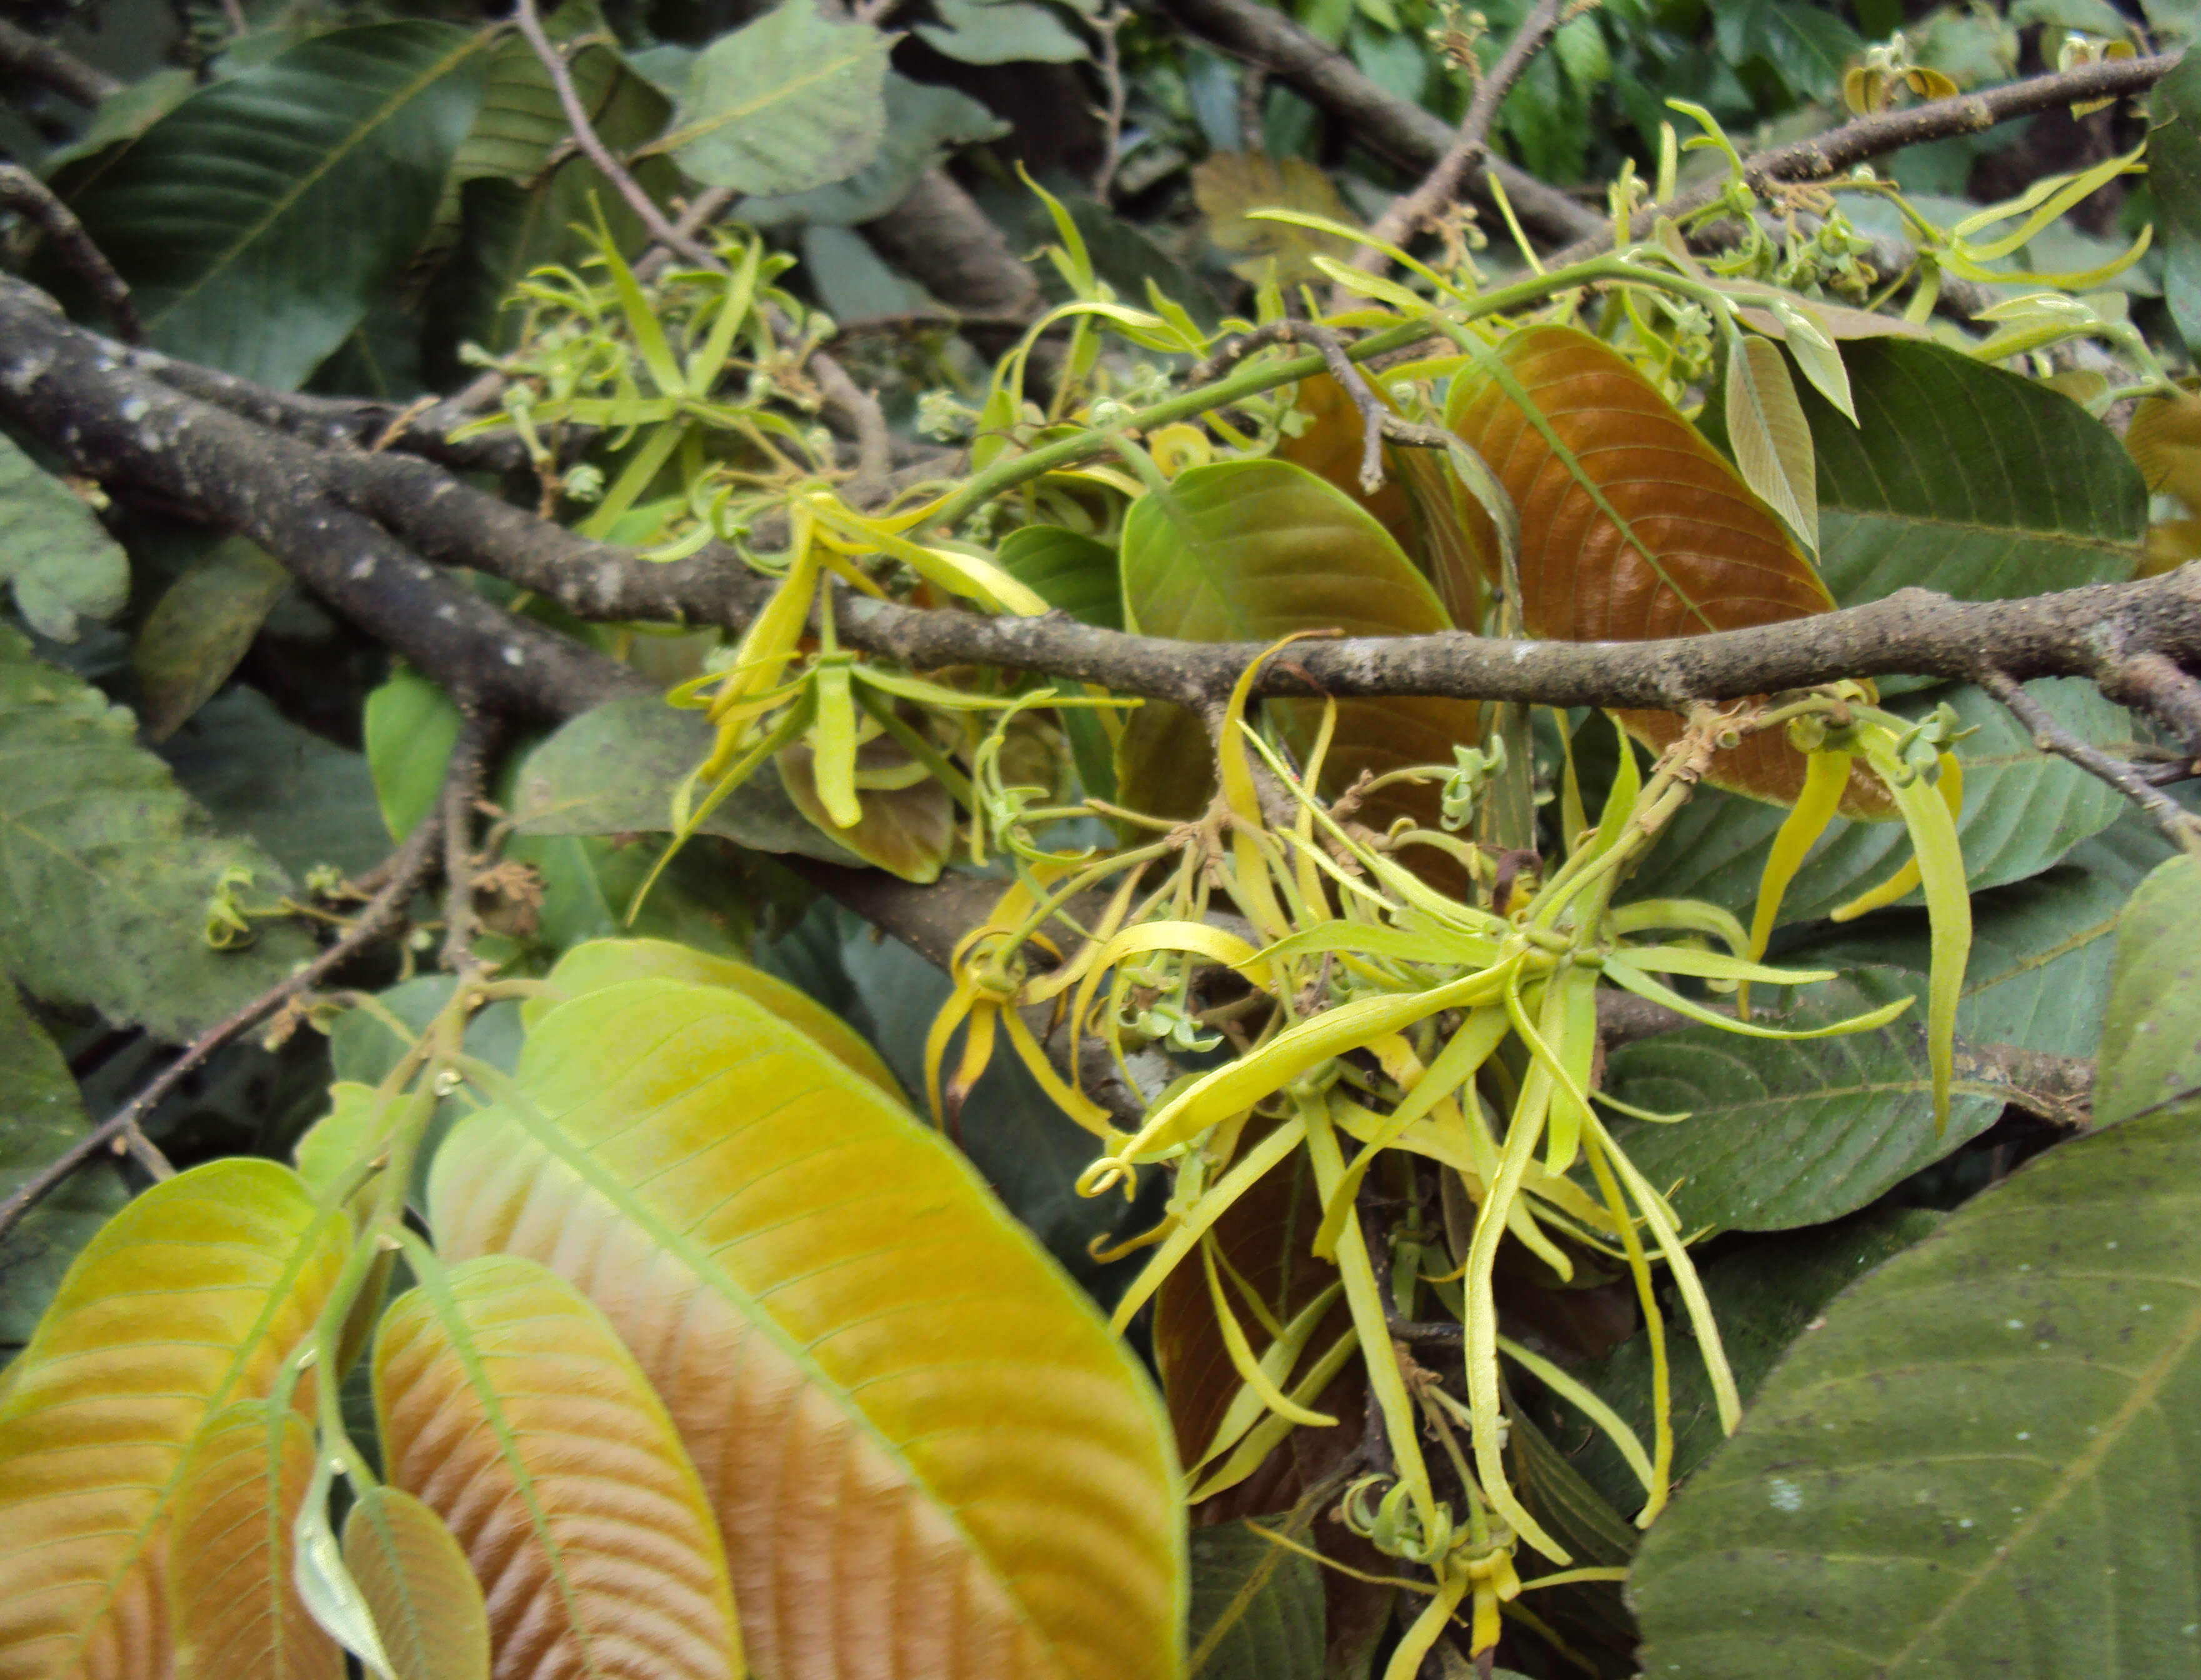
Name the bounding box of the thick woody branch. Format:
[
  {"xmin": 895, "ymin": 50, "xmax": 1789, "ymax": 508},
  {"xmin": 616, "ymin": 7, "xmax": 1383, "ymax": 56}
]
[{"xmin": 0, "ymin": 19, "xmax": 121, "ymax": 106}]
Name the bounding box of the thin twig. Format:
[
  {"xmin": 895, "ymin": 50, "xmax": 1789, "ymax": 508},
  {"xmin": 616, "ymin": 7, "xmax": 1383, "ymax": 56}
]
[
  {"xmin": 1191, "ymin": 320, "xmax": 1397, "ymax": 491},
  {"xmin": 0, "ymin": 164, "xmax": 139, "ymax": 341},
  {"xmin": 0, "ymin": 814, "xmax": 446, "ymax": 1249},
  {"xmin": 0, "ymin": 19, "xmax": 120, "ymax": 106},
  {"xmin": 1353, "ymin": 0, "xmax": 1575, "ymax": 272},
  {"xmin": 1983, "ymin": 668, "xmax": 2201, "ymax": 854},
  {"xmin": 1090, "ymin": 4, "xmax": 1131, "ymax": 202},
  {"xmin": 439, "ymin": 714, "xmax": 499, "ymax": 973}
]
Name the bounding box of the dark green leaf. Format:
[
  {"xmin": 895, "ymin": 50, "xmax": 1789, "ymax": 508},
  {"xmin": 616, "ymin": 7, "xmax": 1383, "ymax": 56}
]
[
  {"xmin": 737, "ymin": 72, "xmax": 1005, "ymax": 229},
  {"xmin": 0, "ymin": 435, "xmax": 127, "ymax": 642},
  {"xmin": 915, "ymin": 0, "xmax": 1090, "ymax": 62},
  {"xmin": 364, "ymin": 666, "xmax": 462, "ymax": 843},
  {"xmin": 159, "ymin": 686, "xmax": 387, "ymax": 880},
  {"xmin": 997, "ymin": 524, "xmax": 1124, "ymax": 629},
  {"xmin": 1631, "ymin": 1099, "xmax": 2201, "ymax": 1679},
  {"xmin": 2096, "ymin": 854, "xmax": 2201, "ymax": 1126},
  {"xmin": 2149, "ymin": 52, "xmax": 2201, "ymax": 351},
  {"xmin": 132, "ymin": 538, "xmax": 291, "ymax": 741},
  {"xmin": 1187, "ymin": 1522, "xmax": 1325, "ymax": 1680}
]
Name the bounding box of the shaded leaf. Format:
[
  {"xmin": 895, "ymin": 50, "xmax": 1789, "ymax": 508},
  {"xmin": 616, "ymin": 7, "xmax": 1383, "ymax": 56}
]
[
  {"xmin": 169, "ymin": 1404, "xmax": 342, "ymax": 1680},
  {"xmin": 134, "ymin": 539, "xmax": 292, "ymax": 742},
  {"xmin": 739, "ymin": 73, "xmax": 1005, "ymax": 228},
  {"xmin": 1630, "ymin": 1099, "xmax": 2201, "ymax": 1679},
  {"xmin": 364, "ymin": 667, "xmax": 461, "ymax": 843},
  {"xmin": 0, "ymin": 625, "xmax": 314, "ymax": 1040},
  {"xmin": 373, "ymin": 1254, "xmax": 742, "ymax": 1680},
  {"xmin": 1187, "ymin": 1523, "xmax": 1324, "ymax": 1680},
  {"xmin": 777, "ymin": 736, "xmax": 953, "ymax": 882},
  {"xmin": 341, "ymin": 1487, "xmax": 491, "ymax": 1680},
  {"xmin": 292, "ymin": 1081, "xmax": 384, "ymax": 1204},
  {"xmin": 996, "ymin": 524, "xmax": 1124, "ymax": 631},
  {"xmin": 1190, "ymin": 154, "xmax": 1358, "ymax": 285},
  {"xmin": 0, "ymin": 1159, "xmax": 349, "ymax": 1679},
  {"xmin": 647, "ymin": 1, "xmax": 891, "ymax": 196},
  {"xmin": 2123, "ymin": 381, "xmax": 2201, "ymax": 514},
  {"xmin": 427, "ymin": 977, "xmax": 1184, "ymax": 1680},
  {"xmin": 0, "ymin": 435, "xmax": 128, "ymax": 642},
  {"xmin": 159, "ymin": 686, "xmax": 389, "ymax": 880},
  {"xmin": 916, "ymin": 0, "xmax": 1089, "ymax": 62},
  {"xmin": 2147, "ymin": 52, "xmax": 2201, "ymax": 352},
  {"xmin": 2095, "ymin": 854, "xmax": 2201, "ymax": 1126},
  {"xmin": 65, "ymin": 23, "xmax": 492, "ymax": 389}
]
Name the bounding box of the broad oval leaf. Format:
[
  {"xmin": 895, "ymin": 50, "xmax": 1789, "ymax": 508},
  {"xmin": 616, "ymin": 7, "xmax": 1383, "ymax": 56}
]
[
  {"xmin": 0, "ymin": 434, "xmax": 127, "ymax": 643},
  {"xmin": 0, "ymin": 1159, "xmax": 349, "ymax": 1680},
  {"xmin": 523, "ymin": 936, "xmax": 901, "ymax": 1098},
  {"xmin": 134, "ymin": 538, "xmax": 292, "ymax": 742},
  {"xmin": 364, "ymin": 668, "xmax": 462, "ymax": 843},
  {"xmin": 341, "ymin": 1487, "xmax": 491, "ymax": 1680},
  {"xmin": 2095, "ymin": 853, "xmax": 2201, "ymax": 1127},
  {"xmin": 914, "ymin": 0, "xmax": 1090, "ymax": 62},
  {"xmin": 1445, "ymin": 324, "xmax": 1860, "ymax": 812},
  {"xmin": 372, "ymin": 1254, "xmax": 741, "ymax": 1680},
  {"xmin": 64, "ymin": 22, "xmax": 492, "ymax": 389},
  {"xmin": 169, "ymin": 1404, "xmax": 341, "ymax": 1680},
  {"xmin": 427, "ymin": 978, "xmax": 1184, "ymax": 1680},
  {"xmin": 1186, "ymin": 1524, "xmax": 1324, "ymax": 1680},
  {"xmin": 1631, "ymin": 1098, "xmax": 2201, "ymax": 1678},
  {"xmin": 776, "ymin": 736, "xmax": 952, "ymax": 883},
  {"xmin": 996, "ymin": 525, "xmax": 1124, "ymax": 631},
  {"xmin": 1115, "ymin": 458, "xmax": 1482, "ymax": 851}
]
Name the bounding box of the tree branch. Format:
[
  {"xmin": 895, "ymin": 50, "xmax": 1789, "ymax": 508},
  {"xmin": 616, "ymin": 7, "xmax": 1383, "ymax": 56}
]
[
  {"xmin": 1979, "ymin": 668, "xmax": 2201, "ymax": 854},
  {"xmin": 1, "ymin": 163, "xmax": 139, "ymax": 341},
  {"xmin": 0, "ymin": 19, "xmax": 120, "ymax": 107}
]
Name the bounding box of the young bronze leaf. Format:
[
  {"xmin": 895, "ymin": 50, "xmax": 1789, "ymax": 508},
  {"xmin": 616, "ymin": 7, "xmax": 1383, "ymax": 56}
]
[
  {"xmin": 1445, "ymin": 326, "xmax": 1880, "ymax": 812},
  {"xmin": 426, "ymin": 978, "xmax": 1184, "ymax": 1680},
  {"xmin": 341, "ymin": 1487, "xmax": 490, "ymax": 1680},
  {"xmin": 1116, "ymin": 458, "xmax": 1482, "ymax": 853},
  {"xmin": 0, "ymin": 1159, "xmax": 349, "ymax": 1680},
  {"xmin": 169, "ymin": 1404, "xmax": 340, "ymax": 1680},
  {"xmin": 776, "ymin": 737, "xmax": 952, "ymax": 883},
  {"xmin": 371, "ymin": 1254, "xmax": 741, "ymax": 1680}
]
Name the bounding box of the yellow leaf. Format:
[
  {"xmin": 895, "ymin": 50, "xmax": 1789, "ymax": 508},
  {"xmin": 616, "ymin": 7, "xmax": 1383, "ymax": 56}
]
[
  {"xmin": 1192, "ymin": 153, "xmax": 1360, "ymax": 285},
  {"xmin": 341, "ymin": 1488, "xmax": 490, "ymax": 1680}
]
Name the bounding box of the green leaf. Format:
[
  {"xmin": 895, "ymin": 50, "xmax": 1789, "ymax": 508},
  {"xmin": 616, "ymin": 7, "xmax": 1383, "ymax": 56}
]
[
  {"xmin": 426, "ymin": 976, "xmax": 1185, "ymax": 1679},
  {"xmin": 39, "ymin": 67, "xmax": 196, "ymax": 174},
  {"xmin": 65, "ymin": 22, "xmax": 492, "ymax": 389},
  {"xmin": 647, "ymin": 1, "xmax": 891, "ymax": 196},
  {"xmin": 363, "ymin": 666, "xmax": 462, "ymax": 843},
  {"xmin": 1630, "ymin": 1098, "xmax": 2201, "ymax": 1679},
  {"xmin": 160, "ymin": 686, "xmax": 389, "ymax": 880},
  {"xmin": 2096, "ymin": 854, "xmax": 2201, "ymax": 1126},
  {"xmin": 1626, "ymin": 679, "xmax": 2135, "ymax": 923},
  {"xmin": 0, "ymin": 434, "xmax": 128, "ymax": 642},
  {"xmin": 996, "ymin": 524, "xmax": 1124, "ymax": 630},
  {"xmin": 737, "ymin": 72, "xmax": 1006, "ymax": 228},
  {"xmin": 0, "ymin": 1159, "xmax": 349, "ymax": 1678},
  {"xmin": 1724, "ymin": 334, "xmax": 1817, "ymax": 553},
  {"xmin": 914, "ymin": 0, "xmax": 1091, "ymax": 62},
  {"xmin": 2149, "ymin": 53, "xmax": 2201, "ymax": 351},
  {"xmin": 341, "ymin": 1486, "xmax": 491, "ymax": 1680},
  {"xmin": 508, "ymin": 692, "xmax": 866, "ymax": 864},
  {"xmin": 1115, "ymin": 458, "xmax": 1482, "ymax": 848},
  {"xmin": 1803, "ymin": 339, "xmax": 2146, "ymax": 610},
  {"xmin": 0, "ymin": 983, "xmax": 126, "ymax": 1348},
  {"xmin": 132, "ymin": 537, "xmax": 292, "ymax": 741},
  {"xmin": 0, "ymin": 625, "xmax": 314, "ymax": 1040},
  {"xmin": 1187, "ymin": 1522, "xmax": 1325, "ymax": 1680}
]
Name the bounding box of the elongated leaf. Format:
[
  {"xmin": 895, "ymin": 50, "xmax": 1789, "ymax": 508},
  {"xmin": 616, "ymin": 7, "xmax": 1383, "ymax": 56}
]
[
  {"xmin": 374, "ymin": 1254, "xmax": 741, "ymax": 1680},
  {"xmin": 65, "ymin": 23, "xmax": 491, "ymax": 388},
  {"xmin": 363, "ymin": 667, "xmax": 461, "ymax": 843},
  {"xmin": 0, "ymin": 984, "xmax": 126, "ymax": 1348},
  {"xmin": 1445, "ymin": 325, "xmax": 1852, "ymax": 811},
  {"xmin": 1187, "ymin": 1524, "xmax": 1324, "ymax": 1680},
  {"xmin": 0, "ymin": 436, "xmax": 127, "ymax": 642},
  {"xmin": 737, "ymin": 73, "xmax": 1004, "ymax": 228},
  {"xmin": 1631, "ymin": 1098, "xmax": 2201, "ymax": 1679},
  {"xmin": 427, "ymin": 978, "xmax": 1184, "ymax": 1680},
  {"xmin": 134, "ymin": 538, "xmax": 292, "ymax": 742},
  {"xmin": 2095, "ymin": 854, "xmax": 2201, "ymax": 1126},
  {"xmin": 1115, "ymin": 458, "xmax": 1482, "ymax": 848},
  {"xmin": 2147, "ymin": 52, "xmax": 2201, "ymax": 352},
  {"xmin": 0, "ymin": 1159, "xmax": 349, "ymax": 1680},
  {"xmin": 915, "ymin": 0, "xmax": 1089, "ymax": 62},
  {"xmin": 341, "ymin": 1487, "xmax": 490, "ymax": 1680},
  {"xmin": 0, "ymin": 625, "xmax": 314, "ymax": 1039},
  {"xmin": 169, "ymin": 1404, "xmax": 341, "ymax": 1680},
  {"xmin": 1724, "ymin": 334, "xmax": 1817, "ymax": 552},
  {"xmin": 1804, "ymin": 338, "xmax": 2147, "ymax": 609},
  {"xmin": 524, "ymin": 936, "xmax": 901, "ymax": 1098},
  {"xmin": 647, "ymin": 1, "xmax": 890, "ymax": 195}
]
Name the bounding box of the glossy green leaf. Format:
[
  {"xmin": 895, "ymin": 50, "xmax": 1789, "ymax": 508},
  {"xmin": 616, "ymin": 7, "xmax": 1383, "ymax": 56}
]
[
  {"xmin": 341, "ymin": 1487, "xmax": 491, "ymax": 1680},
  {"xmin": 647, "ymin": 1, "xmax": 891, "ymax": 195},
  {"xmin": 1115, "ymin": 458, "xmax": 1481, "ymax": 844},
  {"xmin": 0, "ymin": 1159, "xmax": 350, "ymax": 1680},
  {"xmin": 1631, "ymin": 1099, "xmax": 2201, "ymax": 1679},
  {"xmin": 996, "ymin": 525, "xmax": 1124, "ymax": 631},
  {"xmin": 738, "ymin": 73, "xmax": 1006, "ymax": 228},
  {"xmin": 65, "ymin": 23, "xmax": 492, "ymax": 389},
  {"xmin": 159, "ymin": 687, "xmax": 388, "ymax": 880},
  {"xmin": 0, "ymin": 982, "xmax": 126, "ymax": 1348},
  {"xmin": 0, "ymin": 625, "xmax": 314, "ymax": 1040},
  {"xmin": 427, "ymin": 977, "xmax": 1185, "ymax": 1680},
  {"xmin": 134, "ymin": 538, "xmax": 292, "ymax": 742},
  {"xmin": 1186, "ymin": 1524, "xmax": 1324, "ymax": 1680},
  {"xmin": 169, "ymin": 1404, "xmax": 341, "ymax": 1680},
  {"xmin": 0, "ymin": 435, "xmax": 128, "ymax": 642},
  {"xmin": 374, "ymin": 1254, "xmax": 742, "ymax": 1680},
  {"xmin": 1803, "ymin": 339, "xmax": 2147, "ymax": 609},
  {"xmin": 915, "ymin": 0, "xmax": 1090, "ymax": 62},
  {"xmin": 363, "ymin": 667, "xmax": 461, "ymax": 844},
  {"xmin": 1625, "ymin": 679, "xmax": 2135, "ymax": 924},
  {"xmin": 2096, "ymin": 854, "xmax": 2201, "ymax": 1126}
]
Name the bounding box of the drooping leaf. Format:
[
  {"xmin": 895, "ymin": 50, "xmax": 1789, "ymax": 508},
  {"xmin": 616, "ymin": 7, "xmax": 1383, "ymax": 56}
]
[
  {"xmin": 916, "ymin": 0, "xmax": 1090, "ymax": 61},
  {"xmin": 134, "ymin": 539, "xmax": 292, "ymax": 742},
  {"xmin": 64, "ymin": 23, "xmax": 492, "ymax": 389},
  {"xmin": 645, "ymin": 1, "xmax": 891, "ymax": 196},
  {"xmin": 373, "ymin": 1254, "xmax": 743, "ymax": 1680},
  {"xmin": 738, "ymin": 73, "xmax": 1006, "ymax": 229},
  {"xmin": 427, "ymin": 977, "xmax": 1185, "ymax": 1680},
  {"xmin": 1115, "ymin": 458, "xmax": 1482, "ymax": 850},
  {"xmin": 776, "ymin": 736, "xmax": 953, "ymax": 883},
  {"xmin": 1445, "ymin": 324, "xmax": 1854, "ymax": 811},
  {"xmin": 1630, "ymin": 1098, "xmax": 2201, "ymax": 1678},
  {"xmin": 0, "ymin": 435, "xmax": 128, "ymax": 642},
  {"xmin": 524, "ymin": 936, "xmax": 902, "ymax": 1098},
  {"xmin": 363, "ymin": 666, "xmax": 462, "ymax": 843},
  {"xmin": 2095, "ymin": 854, "xmax": 2201, "ymax": 1126},
  {"xmin": 0, "ymin": 625, "xmax": 315, "ymax": 1039},
  {"xmin": 0, "ymin": 1159, "xmax": 349, "ymax": 1680},
  {"xmin": 1186, "ymin": 1523, "xmax": 1325, "ymax": 1680},
  {"xmin": 168, "ymin": 1403, "xmax": 342, "ymax": 1680},
  {"xmin": 0, "ymin": 982, "xmax": 127, "ymax": 1348},
  {"xmin": 159, "ymin": 686, "xmax": 389, "ymax": 880},
  {"xmin": 1724, "ymin": 334, "xmax": 1817, "ymax": 553},
  {"xmin": 341, "ymin": 1486, "xmax": 491, "ymax": 1680},
  {"xmin": 1803, "ymin": 338, "xmax": 2147, "ymax": 610},
  {"xmin": 1190, "ymin": 154, "xmax": 1359, "ymax": 285}
]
